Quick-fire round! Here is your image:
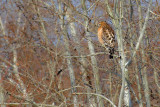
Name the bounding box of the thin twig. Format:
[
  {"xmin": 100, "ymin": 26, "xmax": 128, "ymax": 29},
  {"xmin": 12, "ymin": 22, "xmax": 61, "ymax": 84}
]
[
  {"xmin": 73, "ymin": 92, "xmax": 117, "ymax": 107},
  {"xmin": 87, "ymin": 0, "xmax": 100, "ymax": 11}
]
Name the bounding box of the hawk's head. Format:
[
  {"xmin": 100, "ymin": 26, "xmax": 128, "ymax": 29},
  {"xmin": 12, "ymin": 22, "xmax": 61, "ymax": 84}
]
[{"xmin": 98, "ymin": 21, "xmax": 108, "ymax": 27}]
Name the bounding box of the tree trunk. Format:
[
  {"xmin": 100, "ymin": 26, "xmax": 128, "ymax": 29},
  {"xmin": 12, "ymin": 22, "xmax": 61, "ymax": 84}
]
[
  {"xmin": 65, "ymin": 2, "xmax": 93, "ymax": 105},
  {"xmin": 82, "ymin": 0, "xmax": 104, "ymax": 106},
  {"xmin": 105, "ymin": 0, "xmax": 132, "ymax": 106},
  {"xmin": 0, "ymin": 70, "xmax": 5, "ymax": 107},
  {"xmin": 137, "ymin": 0, "xmax": 151, "ymax": 106},
  {"xmin": 0, "ymin": 15, "xmax": 6, "ymax": 107},
  {"xmin": 58, "ymin": 1, "xmax": 78, "ymax": 107}
]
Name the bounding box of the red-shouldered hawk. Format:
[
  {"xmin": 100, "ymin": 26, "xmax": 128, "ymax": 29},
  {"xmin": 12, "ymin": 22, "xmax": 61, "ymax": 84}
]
[{"xmin": 97, "ymin": 21, "xmax": 115, "ymax": 59}]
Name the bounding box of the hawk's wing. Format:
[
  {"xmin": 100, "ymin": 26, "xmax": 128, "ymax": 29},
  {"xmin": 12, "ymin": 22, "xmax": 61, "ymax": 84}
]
[
  {"xmin": 102, "ymin": 27, "xmax": 115, "ymax": 48},
  {"xmin": 102, "ymin": 27, "xmax": 115, "ymax": 59}
]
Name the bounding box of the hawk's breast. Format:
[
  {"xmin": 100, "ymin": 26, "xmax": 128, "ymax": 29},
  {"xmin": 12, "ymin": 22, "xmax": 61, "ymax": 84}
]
[{"xmin": 98, "ymin": 27, "xmax": 104, "ymax": 44}]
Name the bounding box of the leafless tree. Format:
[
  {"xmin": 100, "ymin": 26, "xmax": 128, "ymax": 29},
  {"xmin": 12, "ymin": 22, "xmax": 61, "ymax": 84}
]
[{"xmin": 0, "ymin": 0, "xmax": 159, "ymax": 107}]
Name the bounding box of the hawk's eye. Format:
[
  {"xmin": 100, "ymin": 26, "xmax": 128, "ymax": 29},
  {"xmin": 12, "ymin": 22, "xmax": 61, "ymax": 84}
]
[{"xmin": 98, "ymin": 23, "xmax": 101, "ymax": 27}]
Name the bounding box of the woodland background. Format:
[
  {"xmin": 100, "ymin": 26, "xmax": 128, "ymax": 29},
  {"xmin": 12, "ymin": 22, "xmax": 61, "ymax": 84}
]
[{"xmin": 0, "ymin": 0, "xmax": 159, "ymax": 107}]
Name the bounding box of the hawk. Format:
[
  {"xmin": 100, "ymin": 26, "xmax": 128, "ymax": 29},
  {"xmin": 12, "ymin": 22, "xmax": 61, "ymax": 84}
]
[{"xmin": 97, "ymin": 21, "xmax": 115, "ymax": 59}]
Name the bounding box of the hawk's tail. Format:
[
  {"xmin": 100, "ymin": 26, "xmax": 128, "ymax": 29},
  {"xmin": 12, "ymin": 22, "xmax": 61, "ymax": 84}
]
[{"xmin": 109, "ymin": 47, "xmax": 114, "ymax": 59}]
